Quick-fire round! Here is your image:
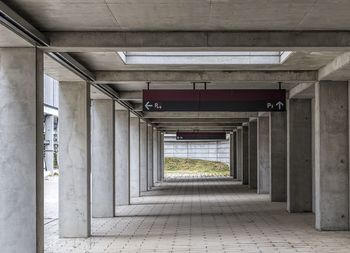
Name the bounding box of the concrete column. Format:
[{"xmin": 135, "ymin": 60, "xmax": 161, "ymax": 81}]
[
  {"xmin": 153, "ymin": 128, "xmax": 159, "ymax": 184},
  {"xmin": 230, "ymin": 133, "xmax": 234, "ymax": 177},
  {"xmin": 159, "ymin": 132, "xmax": 165, "ymax": 180},
  {"xmin": 242, "ymin": 125, "xmax": 249, "ymax": 185},
  {"xmin": 248, "ymin": 120, "xmax": 257, "ymax": 189},
  {"xmin": 236, "ymin": 128, "xmax": 243, "ymax": 181},
  {"xmin": 270, "ymin": 112, "xmax": 287, "ymax": 202},
  {"xmin": 287, "ymin": 99, "xmax": 312, "ymax": 213},
  {"xmin": 157, "ymin": 131, "xmax": 161, "ymax": 181},
  {"xmin": 315, "ymin": 81, "xmax": 349, "ymax": 230},
  {"xmin": 115, "ymin": 110, "xmax": 130, "ymax": 206},
  {"xmin": 140, "ymin": 122, "xmax": 148, "ymax": 192},
  {"xmin": 147, "ymin": 125, "xmax": 154, "ymax": 189},
  {"xmin": 45, "ymin": 115, "xmax": 55, "ymax": 175},
  {"xmin": 257, "ymin": 117, "xmax": 270, "ymax": 194},
  {"xmin": 0, "ymin": 48, "xmax": 44, "ymax": 252},
  {"xmin": 59, "ymin": 81, "xmax": 91, "ymax": 237},
  {"xmin": 130, "ymin": 117, "xmax": 140, "ymax": 198},
  {"xmin": 91, "ymin": 99, "xmax": 115, "ymax": 218},
  {"xmin": 233, "ymin": 131, "xmax": 237, "ymax": 179}
]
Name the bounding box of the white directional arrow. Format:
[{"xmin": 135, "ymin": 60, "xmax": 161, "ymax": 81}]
[
  {"xmin": 276, "ymin": 101, "xmax": 284, "ymax": 110},
  {"xmin": 145, "ymin": 101, "xmax": 153, "ymax": 110}
]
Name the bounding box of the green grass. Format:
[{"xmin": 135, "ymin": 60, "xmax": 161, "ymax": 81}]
[{"xmin": 164, "ymin": 157, "xmax": 230, "ymax": 176}]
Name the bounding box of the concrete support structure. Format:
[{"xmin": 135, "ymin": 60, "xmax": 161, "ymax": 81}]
[
  {"xmin": 232, "ymin": 131, "xmax": 237, "ymax": 179},
  {"xmin": 242, "ymin": 125, "xmax": 249, "ymax": 185},
  {"xmin": 257, "ymin": 117, "xmax": 270, "ymax": 194},
  {"xmin": 44, "ymin": 115, "xmax": 55, "ymax": 175},
  {"xmin": 0, "ymin": 48, "xmax": 44, "ymax": 252},
  {"xmin": 140, "ymin": 122, "xmax": 148, "ymax": 192},
  {"xmin": 115, "ymin": 110, "xmax": 130, "ymax": 206},
  {"xmin": 315, "ymin": 81, "xmax": 349, "ymax": 230},
  {"xmin": 159, "ymin": 132, "xmax": 165, "ymax": 180},
  {"xmin": 130, "ymin": 117, "xmax": 140, "ymax": 198},
  {"xmin": 230, "ymin": 133, "xmax": 234, "ymax": 177},
  {"xmin": 91, "ymin": 99, "xmax": 115, "ymax": 218},
  {"xmin": 147, "ymin": 125, "xmax": 154, "ymax": 189},
  {"xmin": 270, "ymin": 112, "xmax": 287, "ymax": 202},
  {"xmin": 236, "ymin": 128, "xmax": 243, "ymax": 181},
  {"xmin": 59, "ymin": 81, "xmax": 91, "ymax": 237},
  {"xmin": 248, "ymin": 120, "xmax": 258, "ymax": 189},
  {"xmin": 287, "ymin": 99, "xmax": 312, "ymax": 213},
  {"xmin": 153, "ymin": 128, "xmax": 159, "ymax": 184}
]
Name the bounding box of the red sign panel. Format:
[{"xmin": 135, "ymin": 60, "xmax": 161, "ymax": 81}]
[
  {"xmin": 143, "ymin": 89, "xmax": 286, "ymax": 112},
  {"xmin": 176, "ymin": 132, "xmax": 227, "ymax": 140}
]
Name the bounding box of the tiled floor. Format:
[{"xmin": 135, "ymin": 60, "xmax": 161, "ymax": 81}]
[{"xmin": 45, "ymin": 176, "xmax": 350, "ymax": 252}]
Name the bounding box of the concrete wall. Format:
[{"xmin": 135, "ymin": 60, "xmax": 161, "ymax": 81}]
[
  {"xmin": 130, "ymin": 117, "xmax": 140, "ymax": 198},
  {"xmin": 165, "ymin": 139, "xmax": 230, "ymax": 165}
]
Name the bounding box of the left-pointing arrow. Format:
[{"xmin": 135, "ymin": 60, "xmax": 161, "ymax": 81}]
[{"xmin": 145, "ymin": 101, "xmax": 153, "ymax": 110}]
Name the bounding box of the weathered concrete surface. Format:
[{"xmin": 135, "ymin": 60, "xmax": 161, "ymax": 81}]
[
  {"xmin": 257, "ymin": 117, "xmax": 270, "ymax": 194},
  {"xmin": 153, "ymin": 129, "xmax": 159, "ymax": 184},
  {"xmin": 140, "ymin": 122, "xmax": 148, "ymax": 192},
  {"xmin": 236, "ymin": 128, "xmax": 243, "ymax": 181},
  {"xmin": 287, "ymin": 99, "xmax": 312, "ymax": 213},
  {"xmin": 233, "ymin": 131, "xmax": 237, "ymax": 179},
  {"xmin": 130, "ymin": 117, "xmax": 140, "ymax": 198},
  {"xmin": 59, "ymin": 81, "xmax": 91, "ymax": 237},
  {"xmin": 91, "ymin": 99, "xmax": 115, "ymax": 218},
  {"xmin": 242, "ymin": 126, "xmax": 249, "ymax": 185},
  {"xmin": 230, "ymin": 134, "xmax": 234, "ymax": 177},
  {"xmin": 315, "ymin": 81, "xmax": 349, "ymax": 231},
  {"xmin": 157, "ymin": 131, "xmax": 162, "ymax": 182},
  {"xmin": 147, "ymin": 125, "xmax": 153, "ymax": 189},
  {"xmin": 248, "ymin": 120, "xmax": 257, "ymax": 189},
  {"xmin": 0, "ymin": 48, "xmax": 44, "ymax": 252},
  {"xmin": 115, "ymin": 110, "xmax": 130, "ymax": 206},
  {"xmin": 159, "ymin": 132, "xmax": 165, "ymax": 180},
  {"xmin": 270, "ymin": 112, "xmax": 287, "ymax": 202}
]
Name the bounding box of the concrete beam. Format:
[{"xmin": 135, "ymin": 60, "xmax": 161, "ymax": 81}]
[
  {"xmin": 143, "ymin": 112, "xmax": 258, "ymax": 118},
  {"xmin": 289, "ymin": 83, "xmax": 315, "ymax": 99},
  {"xmin": 155, "ymin": 123, "xmax": 242, "ymax": 127},
  {"xmin": 150, "ymin": 118, "xmax": 249, "ymax": 123},
  {"xmin": 95, "ymin": 71, "xmax": 317, "ymax": 83},
  {"xmin": 318, "ymin": 52, "xmax": 350, "ymax": 81},
  {"xmin": 119, "ymin": 91, "xmax": 142, "ymax": 101},
  {"xmin": 46, "ymin": 31, "xmax": 350, "ymax": 51}
]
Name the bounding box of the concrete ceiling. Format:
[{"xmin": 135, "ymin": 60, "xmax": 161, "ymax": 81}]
[{"xmin": 4, "ymin": 0, "xmax": 350, "ymax": 31}]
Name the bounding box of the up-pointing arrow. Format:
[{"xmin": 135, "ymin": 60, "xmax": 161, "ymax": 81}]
[{"xmin": 276, "ymin": 101, "xmax": 284, "ymax": 110}]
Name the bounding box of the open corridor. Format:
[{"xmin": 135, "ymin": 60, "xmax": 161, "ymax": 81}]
[{"xmin": 45, "ymin": 177, "xmax": 350, "ymax": 253}]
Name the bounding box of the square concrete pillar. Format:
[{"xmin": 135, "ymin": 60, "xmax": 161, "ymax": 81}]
[
  {"xmin": 315, "ymin": 81, "xmax": 349, "ymax": 230},
  {"xmin": 59, "ymin": 81, "xmax": 91, "ymax": 238},
  {"xmin": 287, "ymin": 99, "xmax": 312, "ymax": 213},
  {"xmin": 91, "ymin": 99, "xmax": 115, "ymax": 218},
  {"xmin": 232, "ymin": 131, "xmax": 237, "ymax": 179},
  {"xmin": 130, "ymin": 117, "xmax": 140, "ymax": 198},
  {"xmin": 236, "ymin": 128, "xmax": 243, "ymax": 181},
  {"xmin": 159, "ymin": 132, "xmax": 165, "ymax": 181},
  {"xmin": 229, "ymin": 133, "xmax": 234, "ymax": 177},
  {"xmin": 44, "ymin": 115, "xmax": 55, "ymax": 175},
  {"xmin": 115, "ymin": 110, "xmax": 130, "ymax": 206},
  {"xmin": 257, "ymin": 117, "xmax": 270, "ymax": 194},
  {"xmin": 140, "ymin": 122, "xmax": 148, "ymax": 192},
  {"xmin": 147, "ymin": 125, "xmax": 154, "ymax": 189},
  {"xmin": 0, "ymin": 48, "xmax": 44, "ymax": 252},
  {"xmin": 242, "ymin": 125, "xmax": 249, "ymax": 185},
  {"xmin": 269, "ymin": 112, "xmax": 287, "ymax": 202},
  {"xmin": 248, "ymin": 120, "xmax": 257, "ymax": 189},
  {"xmin": 153, "ymin": 128, "xmax": 159, "ymax": 184},
  {"xmin": 157, "ymin": 131, "xmax": 162, "ymax": 181}
]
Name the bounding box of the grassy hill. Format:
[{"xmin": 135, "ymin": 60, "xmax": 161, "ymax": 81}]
[{"xmin": 164, "ymin": 157, "xmax": 230, "ymax": 176}]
